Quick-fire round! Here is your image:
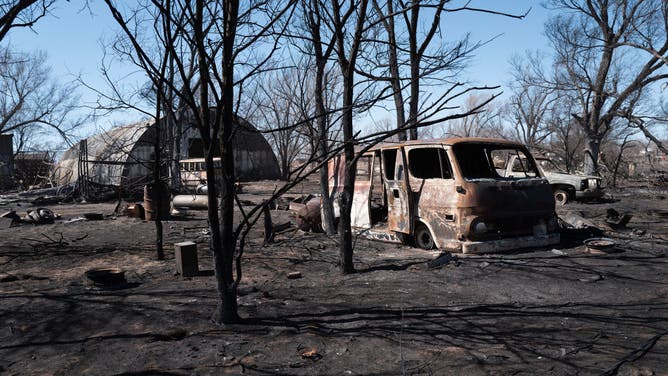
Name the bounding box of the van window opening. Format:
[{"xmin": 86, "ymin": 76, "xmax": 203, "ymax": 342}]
[
  {"xmin": 382, "ymin": 149, "xmax": 398, "ymax": 180},
  {"xmin": 408, "ymin": 148, "xmax": 453, "ymax": 179},
  {"xmin": 453, "ymin": 144, "xmax": 539, "ymax": 180}
]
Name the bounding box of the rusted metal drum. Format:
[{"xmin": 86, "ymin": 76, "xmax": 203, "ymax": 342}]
[
  {"xmin": 144, "ymin": 183, "xmax": 171, "ymax": 221},
  {"xmin": 296, "ymin": 198, "xmax": 323, "ymax": 232}
]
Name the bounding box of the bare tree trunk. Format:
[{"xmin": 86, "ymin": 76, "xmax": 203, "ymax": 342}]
[
  {"xmin": 338, "ymin": 66, "xmax": 356, "ymax": 274},
  {"xmin": 307, "ymin": 0, "xmax": 336, "ymax": 235},
  {"xmin": 583, "ymin": 134, "xmax": 601, "ymax": 175},
  {"xmin": 611, "ymin": 134, "xmax": 632, "ymax": 188},
  {"xmin": 191, "ymin": 0, "xmax": 239, "ymax": 324},
  {"xmin": 331, "ymin": 0, "xmax": 368, "ymax": 274},
  {"xmin": 316, "ymin": 81, "xmax": 336, "ymax": 235},
  {"xmin": 151, "ymin": 131, "xmax": 165, "ymax": 260},
  {"xmin": 407, "ymin": 3, "xmax": 420, "ymax": 141},
  {"xmin": 280, "ymin": 155, "xmax": 289, "ymax": 180},
  {"xmin": 377, "ymin": 0, "xmax": 406, "ymax": 141},
  {"xmin": 216, "ymin": 0, "xmax": 241, "ymax": 324}
]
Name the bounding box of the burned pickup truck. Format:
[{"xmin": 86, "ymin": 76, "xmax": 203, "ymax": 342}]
[
  {"xmin": 505, "ymin": 155, "xmax": 604, "ymax": 205},
  {"xmin": 328, "ymin": 138, "xmax": 560, "ymax": 254}
]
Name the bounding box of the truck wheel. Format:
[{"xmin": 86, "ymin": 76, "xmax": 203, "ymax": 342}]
[
  {"xmin": 414, "ymin": 224, "xmax": 435, "ymax": 250},
  {"xmin": 554, "ymin": 189, "xmax": 569, "ymax": 206}
]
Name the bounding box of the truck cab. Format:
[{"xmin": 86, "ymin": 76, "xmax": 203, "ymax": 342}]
[
  {"xmin": 328, "ymin": 138, "xmax": 560, "ymax": 254},
  {"xmin": 506, "ymin": 155, "xmax": 604, "ymax": 205}
]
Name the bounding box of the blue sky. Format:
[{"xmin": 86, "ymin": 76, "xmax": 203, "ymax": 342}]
[{"xmin": 5, "ymin": 1, "xmax": 553, "ymax": 141}]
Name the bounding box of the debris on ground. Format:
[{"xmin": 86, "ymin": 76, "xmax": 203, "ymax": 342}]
[
  {"xmin": 63, "ymin": 217, "xmax": 87, "ymax": 224},
  {"xmin": 296, "ymin": 198, "xmax": 322, "ymax": 232},
  {"xmin": 551, "ymin": 249, "xmax": 567, "ymax": 256},
  {"xmin": 22, "ymin": 208, "xmax": 56, "ymax": 224},
  {"xmin": 289, "ymin": 195, "xmax": 315, "ymax": 212},
  {"xmin": 559, "ymin": 212, "xmax": 600, "ymax": 230},
  {"xmin": 605, "ymin": 208, "xmax": 633, "ymax": 229},
  {"xmin": 84, "ymin": 267, "xmax": 127, "ymax": 288},
  {"xmin": 0, "ymin": 210, "xmax": 19, "ymax": 228},
  {"xmin": 84, "ymin": 213, "xmax": 104, "ymax": 220},
  {"xmin": 427, "ymin": 252, "xmax": 458, "ymax": 269},
  {"xmin": 123, "ymin": 203, "xmax": 146, "ymax": 219},
  {"xmin": 584, "ymin": 237, "xmax": 618, "ymax": 254},
  {"xmin": 287, "ymin": 271, "xmax": 302, "ymax": 279},
  {"xmin": 579, "ymin": 274, "xmax": 602, "ymax": 283},
  {"xmin": 299, "ymin": 347, "xmax": 321, "ymax": 360}
]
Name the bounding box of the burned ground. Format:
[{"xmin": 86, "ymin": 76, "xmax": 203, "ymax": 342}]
[{"xmin": 0, "ymin": 185, "xmax": 667, "ymax": 375}]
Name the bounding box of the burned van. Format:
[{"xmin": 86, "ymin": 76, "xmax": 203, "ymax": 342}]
[{"xmin": 328, "ymin": 138, "xmax": 560, "ymax": 253}]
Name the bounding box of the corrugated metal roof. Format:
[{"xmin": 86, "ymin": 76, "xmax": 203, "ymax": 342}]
[{"xmin": 55, "ymin": 121, "xmax": 153, "ymax": 186}]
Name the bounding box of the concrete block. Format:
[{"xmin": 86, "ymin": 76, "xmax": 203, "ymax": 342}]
[
  {"xmin": 174, "ymin": 241, "xmax": 199, "ymax": 277},
  {"xmin": 0, "ymin": 217, "xmax": 13, "ymax": 229}
]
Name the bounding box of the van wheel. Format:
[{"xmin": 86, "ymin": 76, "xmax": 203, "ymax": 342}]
[
  {"xmin": 414, "ymin": 224, "xmax": 435, "ymax": 250},
  {"xmin": 554, "ymin": 189, "xmax": 569, "ymax": 206}
]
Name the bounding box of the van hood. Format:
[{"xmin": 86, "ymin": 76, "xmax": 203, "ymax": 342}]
[{"xmin": 461, "ymin": 178, "xmax": 555, "ymax": 215}]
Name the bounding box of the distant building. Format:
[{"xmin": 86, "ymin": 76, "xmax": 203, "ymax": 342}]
[
  {"xmin": 14, "ymin": 151, "xmax": 55, "ymax": 189},
  {"xmin": 622, "ymin": 140, "xmax": 668, "ymax": 177},
  {"xmin": 53, "ymin": 117, "xmax": 281, "ymax": 193},
  {"xmin": 0, "ymin": 134, "xmax": 13, "ymax": 190}
]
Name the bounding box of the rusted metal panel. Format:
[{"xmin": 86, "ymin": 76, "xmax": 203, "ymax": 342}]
[
  {"xmin": 352, "ymin": 181, "xmax": 372, "ymax": 228},
  {"xmin": 462, "ymin": 233, "xmax": 560, "ymax": 254},
  {"xmin": 383, "ymin": 148, "xmax": 411, "ymax": 234},
  {"xmin": 356, "ymin": 227, "xmax": 402, "ymax": 243},
  {"xmin": 351, "ymin": 155, "xmax": 372, "ymax": 228},
  {"xmin": 327, "ymin": 155, "xmax": 346, "ymax": 193}
]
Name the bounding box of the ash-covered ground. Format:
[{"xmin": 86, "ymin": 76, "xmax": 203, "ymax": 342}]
[{"xmin": 1, "ymin": 183, "xmax": 667, "ymax": 375}]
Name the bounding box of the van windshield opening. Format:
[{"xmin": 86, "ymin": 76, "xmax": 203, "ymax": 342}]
[{"xmin": 452, "ymin": 143, "xmax": 539, "ymax": 180}]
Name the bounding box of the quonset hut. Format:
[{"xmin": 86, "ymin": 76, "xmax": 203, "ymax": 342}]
[{"xmin": 54, "ymin": 117, "xmax": 281, "ymax": 194}]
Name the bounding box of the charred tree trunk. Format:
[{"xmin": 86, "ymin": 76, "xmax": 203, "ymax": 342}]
[
  {"xmin": 337, "ymin": 66, "xmax": 356, "ymax": 275},
  {"xmin": 192, "ymin": 0, "xmax": 239, "ymax": 324},
  {"xmin": 583, "ymin": 133, "xmax": 602, "ymax": 175},
  {"xmin": 334, "ymin": 42, "xmax": 358, "ymax": 271},
  {"xmin": 331, "ymin": 0, "xmax": 368, "ymax": 274},
  {"xmin": 611, "ymin": 134, "xmax": 632, "ymax": 188},
  {"xmin": 307, "ymin": 0, "xmax": 336, "ymax": 235},
  {"xmin": 214, "ymin": 0, "xmax": 241, "ymax": 324}
]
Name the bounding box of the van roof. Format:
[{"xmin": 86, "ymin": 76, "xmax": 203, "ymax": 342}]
[{"xmin": 365, "ymin": 137, "xmax": 526, "ymax": 151}]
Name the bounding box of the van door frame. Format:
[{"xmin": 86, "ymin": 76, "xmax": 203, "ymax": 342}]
[{"xmin": 382, "ymin": 146, "xmax": 413, "ymax": 234}]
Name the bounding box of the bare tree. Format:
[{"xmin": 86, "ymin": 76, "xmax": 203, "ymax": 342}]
[
  {"xmin": 0, "ymin": 46, "xmax": 83, "ymax": 150},
  {"xmin": 102, "ymin": 0, "xmax": 338, "ymax": 324},
  {"xmin": 506, "ymin": 54, "xmax": 558, "ymax": 148},
  {"xmin": 252, "ymin": 67, "xmax": 312, "ymax": 180},
  {"xmin": 295, "ymin": 0, "xmax": 340, "ymax": 235},
  {"xmin": 444, "ymin": 94, "xmax": 501, "ymax": 138},
  {"xmin": 544, "ymin": 0, "xmax": 668, "ymax": 175},
  {"xmin": 365, "ymin": 0, "xmax": 527, "ymax": 140},
  {"xmin": 0, "ymin": 0, "xmax": 54, "ymax": 41},
  {"xmin": 329, "ymin": 0, "xmax": 371, "ymax": 274}
]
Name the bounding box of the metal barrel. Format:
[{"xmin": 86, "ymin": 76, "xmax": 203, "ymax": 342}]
[{"xmin": 144, "ymin": 183, "xmax": 171, "ymax": 220}]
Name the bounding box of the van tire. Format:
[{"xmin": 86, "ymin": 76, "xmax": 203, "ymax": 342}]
[
  {"xmin": 414, "ymin": 223, "xmax": 435, "ymax": 250},
  {"xmin": 554, "ymin": 189, "xmax": 569, "ymax": 206}
]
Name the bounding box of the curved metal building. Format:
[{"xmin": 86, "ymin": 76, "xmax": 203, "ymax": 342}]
[{"xmin": 54, "ymin": 117, "xmax": 281, "ymax": 190}]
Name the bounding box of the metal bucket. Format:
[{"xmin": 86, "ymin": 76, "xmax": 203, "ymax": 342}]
[{"xmin": 144, "ymin": 183, "xmax": 171, "ymax": 221}]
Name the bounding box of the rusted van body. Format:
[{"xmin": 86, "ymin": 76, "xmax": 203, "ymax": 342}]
[{"xmin": 328, "ymin": 138, "xmax": 560, "ymax": 254}]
